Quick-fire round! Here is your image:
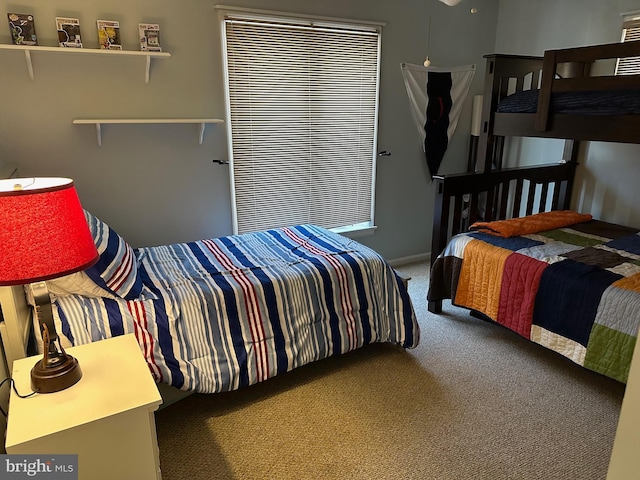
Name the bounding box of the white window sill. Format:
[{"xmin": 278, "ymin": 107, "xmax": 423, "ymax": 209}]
[{"xmin": 330, "ymin": 223, "xmax": 377, "ymax": 239}]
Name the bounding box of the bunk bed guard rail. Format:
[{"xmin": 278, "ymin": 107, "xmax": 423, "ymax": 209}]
[{"xmin": 430, "ymin": 162, "xmax": 577, "ymax": 264}]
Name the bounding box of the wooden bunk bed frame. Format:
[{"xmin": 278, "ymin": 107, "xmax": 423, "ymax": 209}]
[{"xmin": 429, "ymin": 39, "xmax": 640, "ymax": 314}]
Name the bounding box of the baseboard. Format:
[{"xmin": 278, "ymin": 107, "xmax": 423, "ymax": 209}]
[
  {"xmin": 387, "ymin": 252, "xmax": 430, "ymax": 268},
  {"xmin": 387, "ymin": 253, "xmax": 430, "ymax": 267}
]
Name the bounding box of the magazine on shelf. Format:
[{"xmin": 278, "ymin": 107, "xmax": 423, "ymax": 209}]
[
  {"xmin": 7, "ymin": 13, "xmax": 37, "ymax": 46},
  {"xmin": 139, "ymin": 23, "xmax": 161, "ymax": 52},
  {"xmin": 56, "ymin": 17, "xmax": 83, "ymax": 48},
  {"xmin": 96, "ymin": 19, "xmax": 121, "ymax": 50}
]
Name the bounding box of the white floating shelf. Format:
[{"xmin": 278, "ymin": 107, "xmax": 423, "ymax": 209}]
[
  {"xmin": 0, "ymin": 44, "xmax": 170, "ymax": 83},
  {"xmin": 72, "ymin": 118, "xmax": 225, "ymax": 146}
]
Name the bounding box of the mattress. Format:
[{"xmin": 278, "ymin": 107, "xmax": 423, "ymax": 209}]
[
  {"xmin": 51, "ymin": 224, "xmax": 420, "ymax": 393},
  {"xmin": 496, "ymin": 88, "xmax": 640, "ymax": 115},
  {"xmin": 428, "ymin": 216, "xmax": 640, "ymax": 383}
]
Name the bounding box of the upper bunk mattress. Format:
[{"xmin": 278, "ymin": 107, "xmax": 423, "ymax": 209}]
[{"xmin": 496, "ymin": 88, "xmax": 640, "ymax": 115}]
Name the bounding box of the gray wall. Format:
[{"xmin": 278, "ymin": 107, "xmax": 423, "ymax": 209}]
[
  {"xmin": 0, "ymin": 0, "xmax": 499, "ymax": 261},
  {"xmin": 495, "ymin": 0, "xmax": 640, "ymax": 228},
  {"xmin": 3, "ymin": 1, "xmax": 638, "ymax": 259}
]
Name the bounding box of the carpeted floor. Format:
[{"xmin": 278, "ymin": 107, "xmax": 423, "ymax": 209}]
[{"xmin": 155, "ymin": 261, "xmax": 625, "ymax": 480}]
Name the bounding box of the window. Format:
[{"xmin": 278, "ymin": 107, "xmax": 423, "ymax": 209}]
[
  {"xmin": 616, "ymin": 14, "xmax": 640, "ymax": 75},
  {"xmin": 220, "ymin": 9, "xmax": 382, "ymax": 234}
]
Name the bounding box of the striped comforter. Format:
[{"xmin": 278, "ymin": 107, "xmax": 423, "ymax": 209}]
[
  {"xmin": 428, "ymin": 218, "xmax": 640, "ymax": 383},
  {"xmin": 53, "ymin": 225, "xmax": 419, "ymax": 393}
]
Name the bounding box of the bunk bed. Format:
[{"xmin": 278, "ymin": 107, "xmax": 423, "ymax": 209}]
[{"xmin": 427, "ymin": 39, "xmax": 640, "ymax": 383}]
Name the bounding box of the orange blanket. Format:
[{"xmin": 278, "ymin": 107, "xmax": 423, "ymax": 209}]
[
  {"xmin": 469, "ymin": 210, "xmax": 592, "ymax": 238},
  {"xmin": 454, "ymin": 239, "xmax": 511, "ymax": 319}
]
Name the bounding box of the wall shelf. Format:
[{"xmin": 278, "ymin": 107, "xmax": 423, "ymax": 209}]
[
  {"xmin": 72, "ymin": 118, "xmax": 225, "ymax": 146},
  {"xmin": 0, "ymin": 44, "xmax": 170, "ymax": 83}
]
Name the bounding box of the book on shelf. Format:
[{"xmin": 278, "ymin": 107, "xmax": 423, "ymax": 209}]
[
  {"xmin": 139, "ymin": 23, "xmax": 161, "ymax": 52},
  {"xmin": 7, "ymin": 13, "xmax": 37, "ymax": 46},
  {"xmin": 56, "ymin": 17, "xmax": 83, "ymax": 48},
  {"xmin": 96, "ymin": 19, "xmax": 121, "ymax": 50}
]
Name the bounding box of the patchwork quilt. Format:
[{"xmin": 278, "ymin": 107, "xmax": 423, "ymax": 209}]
[{"xmin": 428, "ymin": 216, "xmax": 640, "ymax": 383}]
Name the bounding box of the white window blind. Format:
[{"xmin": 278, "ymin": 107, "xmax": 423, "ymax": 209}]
[
  {"xmin": 222, "ymin": 13, "xmax": 381, "ymax": 234},
  {"xmin": 616, "ymin": 17, "xmax": 640, "ymax": 75}
]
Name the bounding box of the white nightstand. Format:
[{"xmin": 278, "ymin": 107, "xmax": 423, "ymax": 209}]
[{"xmin": 5, "ymin": 334, "xmax": 163, "ymax": 480}]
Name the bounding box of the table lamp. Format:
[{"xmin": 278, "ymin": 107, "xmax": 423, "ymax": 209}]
[{"xmin": 0, "ymin": 177, "xmax": 99, "ymax": 393}]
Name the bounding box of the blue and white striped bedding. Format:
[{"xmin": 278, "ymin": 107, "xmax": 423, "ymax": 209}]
[{"xmin": 52, "ymin": 225, "xmax": 419, "ymax": 393}]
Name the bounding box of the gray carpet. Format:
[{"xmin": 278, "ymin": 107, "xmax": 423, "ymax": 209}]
[{"xmin": 155, "ymin": 261, "xmax": 625, "ymax": 480}]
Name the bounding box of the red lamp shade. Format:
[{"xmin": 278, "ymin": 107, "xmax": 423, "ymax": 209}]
[{"xmin": 0, "ymin": 177, "xmax": 99, "ymax": 285}]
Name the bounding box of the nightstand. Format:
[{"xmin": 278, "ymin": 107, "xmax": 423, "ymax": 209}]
[{"xmin": 5, "ymin": 334, "xmax": 163, "ymax": 480}]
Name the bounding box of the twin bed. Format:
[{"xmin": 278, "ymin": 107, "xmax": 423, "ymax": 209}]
[
  {"xmin": 0, "ymin": 212, "xmax": 419, "ymax": 396},
  {"xmin": 428, "ymin": 39, "xmax": 640, "ymax": 383}
]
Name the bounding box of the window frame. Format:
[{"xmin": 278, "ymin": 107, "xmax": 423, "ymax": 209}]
[
  {"xmin": 217, "ymin": 6, "xmax": 383, "ymax": 236},
  {"xmin": 616, "ymin": 12, "xmax": 640, "ymax": 75}
]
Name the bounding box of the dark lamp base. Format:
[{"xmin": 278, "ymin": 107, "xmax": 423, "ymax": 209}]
[{"xmin": 31, "ymin": 353, "xmax": 83, "ymax": 393}]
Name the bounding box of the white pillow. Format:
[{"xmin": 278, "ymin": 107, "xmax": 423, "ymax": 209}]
[{"xmin": 46, "ymin": 271, "xmax": 118, "ymax": 300}]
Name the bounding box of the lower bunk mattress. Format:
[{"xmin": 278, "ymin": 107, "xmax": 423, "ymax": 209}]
[
  {"xmin": 51, "ymin": 224, "xmax": 419, "ymax": 393},
  {"xmin": 428, "ymin": 213, "xmax": 640, "ymax": 383}
]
